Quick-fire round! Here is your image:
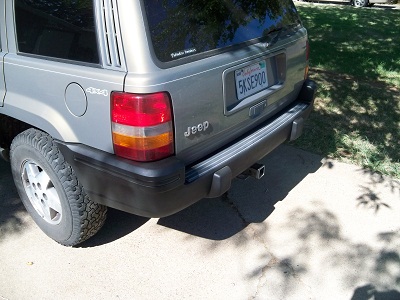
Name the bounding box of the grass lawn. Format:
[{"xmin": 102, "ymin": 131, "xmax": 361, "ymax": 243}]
[{"xmin": 292, "ymin": 3, "xmax": 400, "ymax": 179}]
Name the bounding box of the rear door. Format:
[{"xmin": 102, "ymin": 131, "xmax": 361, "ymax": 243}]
[
  {"xmin": 3, "ymin": 0, "xmax": 126, "ymax": 151},
  {"xmin": 0, "ymin": 0, "xmax": 6, "ymax": 106}
]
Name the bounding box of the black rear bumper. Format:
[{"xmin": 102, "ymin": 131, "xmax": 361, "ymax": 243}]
[{"xmin": 57, "ymin": 79, "xmax": 317, "ymax": 218}]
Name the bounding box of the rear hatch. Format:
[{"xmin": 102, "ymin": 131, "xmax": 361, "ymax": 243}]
[{"xmin": 123, "ymin": 0, "xmax": 308, "ymax": 164}]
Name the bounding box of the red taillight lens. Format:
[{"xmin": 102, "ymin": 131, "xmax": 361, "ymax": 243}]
[
  {"xmin": 111, "ymin": 92, "xmax": 174, "ymax": 162},
  {"xmin": 112, "ymin": 92, "xmax": 172, "ymax": 127}
]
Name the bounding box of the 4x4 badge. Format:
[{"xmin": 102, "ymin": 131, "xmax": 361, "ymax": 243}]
[{"xmin": 86, "ymin": 87, "xmax": 108, "ymax": 97}]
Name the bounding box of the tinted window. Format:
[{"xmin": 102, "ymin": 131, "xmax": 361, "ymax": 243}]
[
  {"xmin": 144, "ymin": 0, "xmax": 301, "ymax": 63},
  {"xmin": 15, "ymin": 0, "xmax": 99, "ymax": 64}
]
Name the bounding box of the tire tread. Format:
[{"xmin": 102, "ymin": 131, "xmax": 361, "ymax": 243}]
[{"xmin": 10, "ymin": 128, "xmax": 107, "ymax": 246}]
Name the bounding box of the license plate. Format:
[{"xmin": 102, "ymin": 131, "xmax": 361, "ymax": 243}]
[{"xmin": 235, "ymin": 61, "xmax": 268, "ymax": 101}]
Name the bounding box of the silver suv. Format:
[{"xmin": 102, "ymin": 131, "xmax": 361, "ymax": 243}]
[{"xmin": 0, "ymin": 0, "xmax": 316, "ymax": 246}]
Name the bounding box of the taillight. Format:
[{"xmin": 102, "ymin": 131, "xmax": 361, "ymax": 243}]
[
  {"xmin": 304, "ymin": 40, "xmax": 310, "ymax": 79},
  {"xmin": 111, "ymin": 92, "xmax": 174, "ymax": 162}
]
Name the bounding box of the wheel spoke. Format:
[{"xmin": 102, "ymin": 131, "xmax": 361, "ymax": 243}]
[
  {"xmin": 22, "ymin": 162, "xmax": 44, "ymax": 217},
  {"xmin": 29, "ymin": 193, "xmax": 46, "ymax": 218},
  {"xmin": 25, "ymin": 162, "xmax": 40, "ymax": 183},
  {"xmin": 42, "ymin": 204, "xmax": 53, "ymax": 222},
  {"xmin": 23, "ymin": 180, "xmax": 36, "ymax": 200},
  {"xmin": 45, "ymin": 187, "xmax": 62, "ymax": 215},
  {"xmin": 36, "ymin": 169, "xmax": 52, "ymax": 191},
  {"xmin": 21, "ymin": 160, "xmax": 62, "ymax": 224}
]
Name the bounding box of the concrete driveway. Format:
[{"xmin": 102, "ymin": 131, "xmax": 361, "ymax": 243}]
[{"xmin": 1, "ymin": 145, "xmax": 399, "ymax": 299}]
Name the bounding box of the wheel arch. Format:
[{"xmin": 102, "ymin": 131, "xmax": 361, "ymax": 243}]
[
  {"xmin": 0, "ymin": 113, "xmax": 32, "ymax": 156},
  {"xmin": 0, "ymin": 105, "xmax": 76, "ymax": 150}
]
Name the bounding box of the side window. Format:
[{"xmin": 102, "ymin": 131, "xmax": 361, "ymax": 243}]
[{"xmin": 14, "ymin": 0, "xmax": 99, "ymax": 64}]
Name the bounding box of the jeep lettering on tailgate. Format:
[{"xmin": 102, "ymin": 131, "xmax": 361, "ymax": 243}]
[{"xmin": 184, "ymin": 121, "xmax": 210, "ymax": 137}]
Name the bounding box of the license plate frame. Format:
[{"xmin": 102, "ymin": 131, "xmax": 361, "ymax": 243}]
[{"xmin": 235, "ymin": 60, "xmax": 269, "ymax": 101}]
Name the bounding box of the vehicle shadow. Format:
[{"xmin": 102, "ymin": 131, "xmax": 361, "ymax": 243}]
[
  {"xmin": 1, "ymin": 145, "xmax": 322, "ymax": 247},
  {"xmin": 79, "ymin": 208, "xmax": 150, "ymax": 247},
  {"xmin": 157, "ymin": 145, "xmax": 323, "ymax": 240},
  {"xmin": 0, "ymin": 158, "xmax": 27, "ymax": 241},
  {"xmin": 0, "ymin": 156, "xmax": 151, "ymax": 247},
  {"xmin": 80, "ymin": 145, "xmax": 322, "ymax": 247}
]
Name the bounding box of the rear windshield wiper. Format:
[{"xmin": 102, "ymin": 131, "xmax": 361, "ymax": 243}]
[{"xmin": 265, "ymin": 23, "xmax": 299, "ymax": 45}]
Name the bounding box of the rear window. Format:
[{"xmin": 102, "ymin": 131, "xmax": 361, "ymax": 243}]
[{"xmin": 144, "ymin": 0, "xmax": 301, "ymax": 63}]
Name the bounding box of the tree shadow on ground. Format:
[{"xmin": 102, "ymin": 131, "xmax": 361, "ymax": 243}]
[
  {"xmin": 247, "ymin": 202, "xmax": 400, "ymax": 298},
  {"xmin": 158, "ymin": 145, "xmax": 323, "ymax": 241},
  {"xmin": 298, "ymin": 69, "xmax": 400, "ymax": 176},
  {"xmin": 293, "ymin": 4, "xmax": 400, "ymax": 178},
  {"xmin": 77, "ymin": 145, "xmax": 324, "ymax": 247},
  {"xmin": 0, "ymin": 158, "xmax": 27, "ymax": 242},
  {"xmin": 0, "ymin": 145, "xmax": 323, "ymax": 246},
  {"xmin": 356, "ymin": 169, "xmax": 400, "ymax": 212},
  {"xmin": 298, "ymin": 4, "xmax": 400, "ymax": 79},
  {"xmin": 0, "ymin": 157, "xmax": 150, "ymax": 247},
  {"xmin": 351, "ymin": 284, "xmax": 400, "ymax": 300}
]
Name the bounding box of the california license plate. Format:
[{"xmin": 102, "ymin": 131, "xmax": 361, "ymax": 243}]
[{"xmin": 235, "ymin": 60, "xmax": 268, "ymax": 101}]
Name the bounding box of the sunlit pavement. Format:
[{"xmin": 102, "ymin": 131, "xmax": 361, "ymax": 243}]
[{"xmin": 1, "ymin": 145, "xmax": 399, "ymax": 299}]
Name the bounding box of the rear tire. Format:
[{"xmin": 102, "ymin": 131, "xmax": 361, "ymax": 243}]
[{"xmin": 10, "ymin": 128, "xmax": 107, "ymax": 246}]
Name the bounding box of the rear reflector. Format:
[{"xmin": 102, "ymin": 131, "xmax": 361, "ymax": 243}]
[{"xmin": 111, "ymin": 92, "xmax": 174, "ymax": 161}]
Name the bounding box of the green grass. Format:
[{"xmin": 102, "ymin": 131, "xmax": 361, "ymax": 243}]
[{"xmin": 291, "ymin": 3, "xmax": 400, "ymax": 179}]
